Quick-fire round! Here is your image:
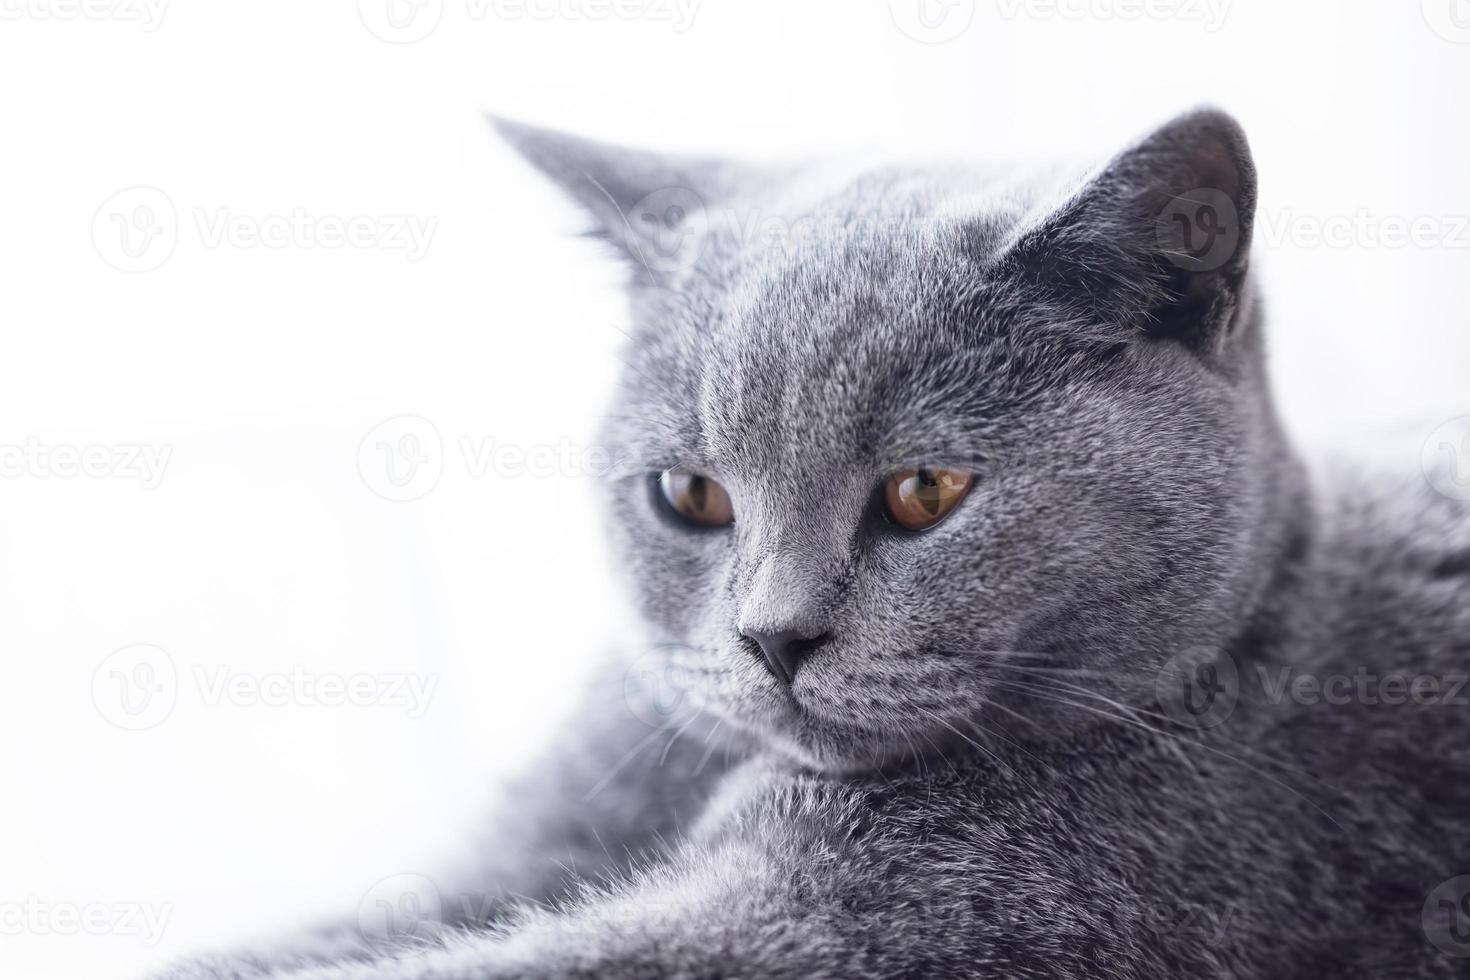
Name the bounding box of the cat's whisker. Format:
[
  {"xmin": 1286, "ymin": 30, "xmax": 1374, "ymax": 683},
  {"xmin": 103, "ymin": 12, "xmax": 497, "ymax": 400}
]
[
  {"xmin": 988, "ymin": 673, "xmax": 1207, "ymax": 778},
  {"xmin": 914, "ymin": 728, "xmax": 954, "ymax": 774},
  {"xmin": 658, "ymin": 711, "xmax": 703, "ymax": 767},
  {"xmin": 965, "ymin": 714, "xmax": 1053, "ymax": 776},
  {"xmin": 980, "ymin": 662, "xmax": 1180, "ymax": 724},
  {"xmin": 920, "ymin": 708, "xmax": 1018, "ymax": 780},
  {"xmin": 581, "ymin": 726, "xmax": 669, "ymax": 803},
  {"xmin": 973, "ymin": 694, "xmax": 1054, "ymax": 740},
  {"xmin": 984, "ymin": 665, "xmax": 1336, "ymax": 791},
  {"xmin": 946, "ymin": 647, "xmax": 1109, "ymax": 674},
  {"xmin": 899, "ymin": 728, "xmax": 931, "ymax": 780},
  {"xmin": 985, "ymin": 677, "xmax": 1346, "ymax": 833},
  {"xmin": 692, "ymin": 720, "xmax": 724, "ymax": 778}
]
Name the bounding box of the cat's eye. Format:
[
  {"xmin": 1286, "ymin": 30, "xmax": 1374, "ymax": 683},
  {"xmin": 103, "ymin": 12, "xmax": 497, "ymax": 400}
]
[
  {"xmin": 658, "ymin": 468, "xmax": 735, "ymax": 528},
  {"xmin": 884, "ymin": 467, "xmax": 972, "ymax": 531}
]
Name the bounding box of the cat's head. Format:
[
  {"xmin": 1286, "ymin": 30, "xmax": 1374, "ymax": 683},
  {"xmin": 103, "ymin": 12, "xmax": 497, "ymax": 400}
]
[{"xmin": 499, "ymin": 110, "xmax": 1298, "ymax": 772}]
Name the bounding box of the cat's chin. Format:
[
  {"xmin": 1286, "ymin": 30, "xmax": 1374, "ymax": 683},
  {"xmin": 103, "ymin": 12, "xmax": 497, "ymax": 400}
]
[
  {"xmin": 763, "ymin": 728, "xmax": 942, "ymax": 777},
  {"xmin": 706, "ymin": 698, "xmax": 917, "ymax": 775}
]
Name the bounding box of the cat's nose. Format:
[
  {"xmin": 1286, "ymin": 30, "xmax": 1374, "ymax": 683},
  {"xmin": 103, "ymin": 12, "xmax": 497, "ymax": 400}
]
[{"xmin": 740, "ymin": 627, "xmax": 831, "ymax": 686}]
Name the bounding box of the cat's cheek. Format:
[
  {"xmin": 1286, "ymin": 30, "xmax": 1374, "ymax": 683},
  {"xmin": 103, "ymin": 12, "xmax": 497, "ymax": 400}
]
[{"xmin": 605, "ymin": 488, "xmax": 733, "ymax": 640}]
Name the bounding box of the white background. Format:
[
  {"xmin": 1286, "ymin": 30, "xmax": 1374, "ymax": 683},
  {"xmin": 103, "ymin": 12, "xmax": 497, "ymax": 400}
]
[{"xmin": 2, "ymin": 1, "xmax": 1468, "ymax": 977}]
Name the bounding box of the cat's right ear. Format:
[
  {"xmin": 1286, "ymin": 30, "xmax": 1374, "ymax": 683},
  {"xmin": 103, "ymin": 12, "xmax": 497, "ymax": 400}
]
[
  {"xmin": 490, "ymin": 115, "xmax": 732, "ymax": 284},
  {"xmin": 995, "ymin": 108, "xmax": 1258, "ymax": 364}
]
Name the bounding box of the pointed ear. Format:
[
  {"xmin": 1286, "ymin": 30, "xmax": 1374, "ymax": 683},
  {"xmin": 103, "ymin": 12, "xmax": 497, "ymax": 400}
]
[
  {"xmin": 999, "ymin": 108, "xmax": 1257, "ymax": 359},
  {"xmin": 490, "ymin": 115, "xmax": 736, "ymax": 284}
]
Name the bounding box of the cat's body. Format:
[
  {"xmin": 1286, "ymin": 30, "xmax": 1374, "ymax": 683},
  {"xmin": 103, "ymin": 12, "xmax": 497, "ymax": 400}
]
[{"xmin": 156, "ymin": 111, "xmax": 1470, "ymax": 979}]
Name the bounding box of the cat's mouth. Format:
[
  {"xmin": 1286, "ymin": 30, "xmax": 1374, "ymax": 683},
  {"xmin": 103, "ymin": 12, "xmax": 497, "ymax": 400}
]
[{"xmin": 698, "ymin": 684, "xmax": 919, "ymax": 770}]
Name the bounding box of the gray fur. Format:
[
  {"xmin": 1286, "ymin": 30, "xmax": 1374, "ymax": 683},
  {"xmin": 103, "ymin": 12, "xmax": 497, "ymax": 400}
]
[{"xmin": 152, "ymin": 109, "xmax": 1470, "ymax": 979}]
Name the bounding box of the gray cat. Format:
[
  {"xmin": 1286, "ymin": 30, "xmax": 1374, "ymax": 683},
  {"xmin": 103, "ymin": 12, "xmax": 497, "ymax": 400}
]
[{"xmin": 155, "ymin": 108, "xmax": 1470, "ymax": 979}]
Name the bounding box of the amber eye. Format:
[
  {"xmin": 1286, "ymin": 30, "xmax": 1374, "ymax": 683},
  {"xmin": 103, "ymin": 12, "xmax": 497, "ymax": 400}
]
[
  {"xmin": 658, "ymin": 468, "xmax": 735, "ymax": 528},
  {"xmin": 884, "ymin": 467, "xmax": 972, "ymax": 531}
]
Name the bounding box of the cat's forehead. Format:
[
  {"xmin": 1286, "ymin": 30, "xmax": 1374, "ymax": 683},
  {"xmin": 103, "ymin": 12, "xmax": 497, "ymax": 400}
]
[
  {"xmin": 620, "ymin": 225, "xmax": 1038, "ymax": 478},
  {"xmin": 606, "ymin": 164, "xmax": 1100, "ymax": 476}
]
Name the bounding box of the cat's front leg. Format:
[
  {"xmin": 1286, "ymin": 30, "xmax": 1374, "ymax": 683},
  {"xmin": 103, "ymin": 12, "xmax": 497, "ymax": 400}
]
[
  {"xmin": 254, "ymin": 766, "xmax": 920, "ymax": 980},
  {"xmin": 147, "ymin": 658, "xmax": 740, "ymax": 980},
  {"xmin": 253, "ymin": 871, "xmax": 869, "ymax": 980}
]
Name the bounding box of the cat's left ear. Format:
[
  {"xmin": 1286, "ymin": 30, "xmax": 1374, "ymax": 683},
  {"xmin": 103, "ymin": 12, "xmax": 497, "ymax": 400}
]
[
  {"xmin": 999, "ymin": 108, "xmax": 1257, "ymax": 361},
  {"xmin": 491, "ymin": 115, "xmax": 738, "ymax": 285}
]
